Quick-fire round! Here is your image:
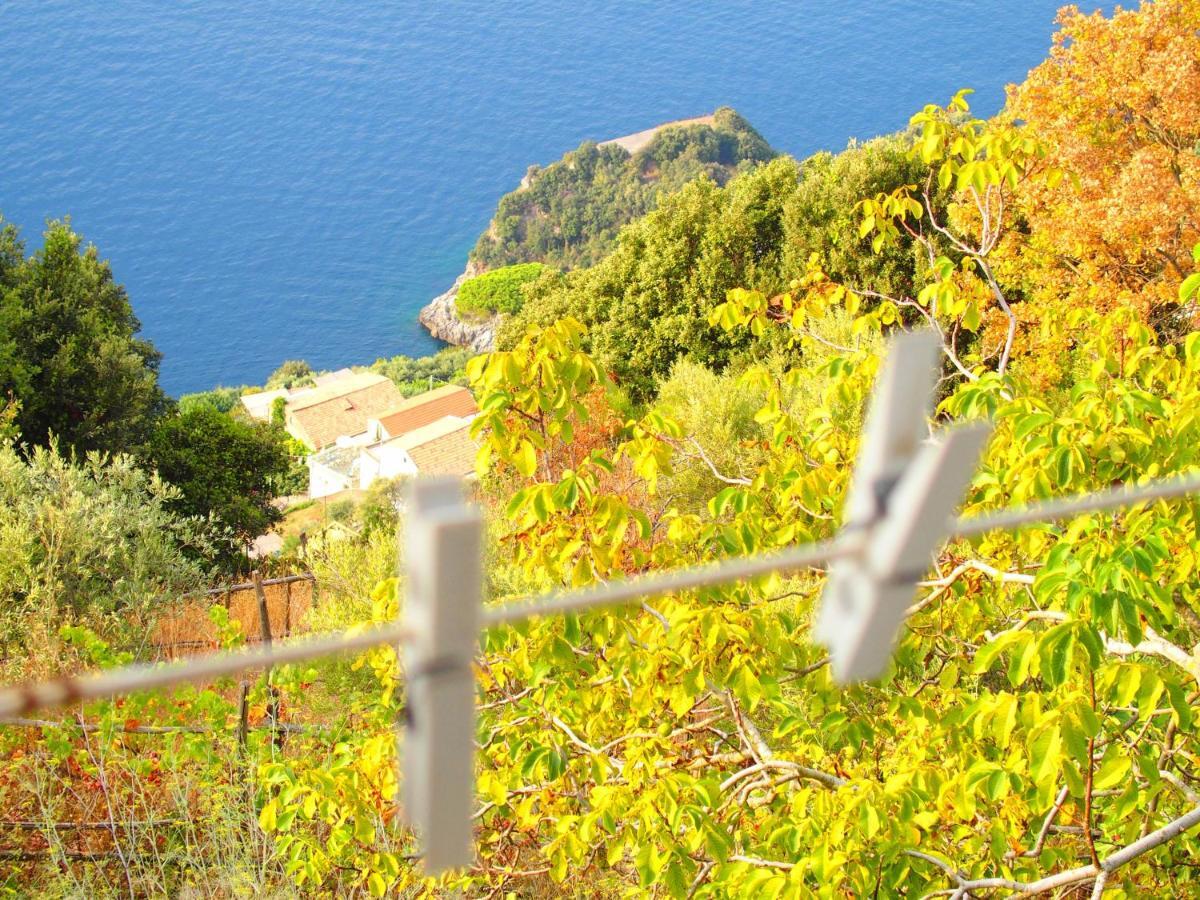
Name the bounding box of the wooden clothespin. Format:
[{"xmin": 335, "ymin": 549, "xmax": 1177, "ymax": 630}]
[
  {"xmin": 402, "ymin": 477, "xmax": 482, "ymax": 872},
  {"xmin": 815, "ymin": 330, "xmax": 991, "ymax": 683}
]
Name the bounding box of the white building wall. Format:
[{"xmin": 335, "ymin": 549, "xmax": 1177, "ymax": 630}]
[
  {"xmin": 335, "ymin": 431, "xmax": 375, "ymax": 449},
  {"xmin": 358, "ymin": 445, "xmax": 417, "ymax": 490},
  {"xmin": 308, "ymin": 460, "xmax": 352, "ymax": 500}
]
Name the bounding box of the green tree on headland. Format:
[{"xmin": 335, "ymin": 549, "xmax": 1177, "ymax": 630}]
[
  {"xmin": 455, "ymin": 262, "xmax": 551, "ymax": 318},
  {"xmin": 471, "ymin": 107, "xmax": 776, "ymax": 272}
]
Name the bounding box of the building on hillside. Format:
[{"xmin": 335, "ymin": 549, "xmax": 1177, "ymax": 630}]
[
  {"xmin": 407, "ymin": 420, "xmax": 478, "ymax": 477},
  {"xmin": 240, "ymin": 388, "xmax": 289, "ymax": 422},
  {"xmin": 359, "ymin": 416, "xmax": 477, "ymax": 484},
  {"xmin": 282, "ymin": 372, "xmax": 405, "ymax": 450},
  {"xmin": 365, "ymin": 384, "xmax": 478, "ymax": 442},
  {"xmin": 306, "ymin": 445, "xmax": 364, "ymax": 500},
  {"xmin": 306, "ymin": 386, "xmax": 479, "ymax": 499},
  {"xmin": 240, "ymin": 368, "xmax": 356, "ymax": 422}
]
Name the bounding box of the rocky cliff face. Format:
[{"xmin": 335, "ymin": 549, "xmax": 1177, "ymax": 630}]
[{"xmin": 417, "ymin": 262, "xmax": 497, "ymax": 352}]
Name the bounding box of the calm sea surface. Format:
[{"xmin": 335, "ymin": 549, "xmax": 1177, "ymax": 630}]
[{"xmin": 2, "ymin": 1, "xmax": 1076, "ymax": 394}]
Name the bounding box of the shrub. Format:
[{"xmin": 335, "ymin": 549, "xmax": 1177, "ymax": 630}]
[
  {"xmin": 370, "ymin": 346, "xmax": 474, "ymax": 397},
  {"xmin": 179, "ymin": 385, "xmax": 245, "ymax": 414},
  {"xmin": 265, "ymin": 359, "xmax": 314, "ymax": 390},
  {"xmin": 455, "ymin": 262, "xmax": 551, "ymax": 318},
  {"xmin": 0, "ymin": 442, "xmax": 212, "ymax": 665}
]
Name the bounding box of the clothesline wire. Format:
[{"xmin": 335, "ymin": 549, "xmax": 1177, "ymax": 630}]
[
  {"xmin": 1, "ymin": 471, "xmax": 1197, "ymax": 720},
  {"xmin": 0, "ymin": 621, "xmax": 412, "ymax": 719},
  {"xmin": 951, "ymin": 472, "xmax": 1200, "ymax": 539}
]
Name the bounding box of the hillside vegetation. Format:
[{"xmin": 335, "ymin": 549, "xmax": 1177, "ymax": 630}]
[
  {"xmin": 471, "ymin": 106, "xmax": 776, "ymax": 272},
  {"xmin": 3, "ymin": 2, "xmax": 1200, "ymax": 896},
  {"xmin": 454, "ymin": 262, "xmax": 551, "ymax": 318},
  {"xmin": 498, "ymin": 135, "xmax": 931, "ymax": 397}
]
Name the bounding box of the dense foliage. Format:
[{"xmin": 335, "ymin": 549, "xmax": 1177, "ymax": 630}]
[
  {"xmin": 0, "ymin": 219, "xmax": 169, "ymax": 456},
  {"xmin": 368, "ymin": 345, "xmax": 473, "ymax": 397},
  {"xmin": 0, "ymin": 442, "xmax": 211, "ymax": 667},
  {"xmin": 498, "ymin": 157, "xmax": 802, "ymax": 397},
  {"xmin": 454, "ymin": 262, "xmax": 551, "ymax": 318},
  {"xmin": 265, "ymin": 359, "xmax": 316, "ymax": 390},
  {"xmin": 178, "ymin": 384, "xmax": 243, "ymax": 415},
  {"xmin": 471, "ymin": 107, "xmax": 776, "ymax": 271},
  {"xmin": 0, "ymin": 218, "xmax": 297, "ymax": 565},
  {"xmin": 1005, "ymin": 1, "xmax": 1200, "ymax": 335},
  {"xmin": 145, "ymin": 406, "xmax": 291, "ymax": 571},
  {"xmin": 500, "ymin": 137, "xmax": 939, "ymax": 399},
  {"xmin": 4, "ymin": 3, "xmax": 1200, "ymax": 897}
]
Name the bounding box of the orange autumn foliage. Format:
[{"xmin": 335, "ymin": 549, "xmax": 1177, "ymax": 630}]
[{"xmin": 1005, "ymin": 0, "xmax": 1200, "ymax": 328}]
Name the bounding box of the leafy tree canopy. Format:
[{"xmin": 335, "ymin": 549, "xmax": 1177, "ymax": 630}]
[
  {"xmin": 1004, "ymin": 0, "xmax": 1200, "ymax": 336},
  {"xmin": 0, "ymin": 218, "xmax": 168, "ymax": 456},
  {"xmin": 369, "ymin": 345, "xmax": 473, "ymax": 397},
  {"xmin": 455, "ymin": 262, "xmax": 552, "ymax": 318},
  {"xmin": 265, "ymin": 359, "xmax": 315, "ymax": 390},
  {"xmin": 0, "ymin": 441, "xmax": 211, "ymax": 666},
  {"xmin": 471, "ymin": 107, "xmax": 776, "ymax": 272},
  {"xmin": 144, "ymin": 405, "xmax": 291, "ymax": 572}
]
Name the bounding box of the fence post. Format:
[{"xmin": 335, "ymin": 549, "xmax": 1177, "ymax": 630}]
[
  {"xmin": 283, "ymin": 579, "xmax": 292, "ymax": 638},
  {"xmin": 252, "ymin": 571, "xmax": 282, "ymax": 747},
  {"xmin": 236, "ymin": 681, "xmax": 249, "ymax": 752},
  {"xmin": 402, "ymin": 477, "xmax": 482, "ymax": 873}
]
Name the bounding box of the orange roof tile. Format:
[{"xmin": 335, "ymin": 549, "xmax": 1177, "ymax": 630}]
[
  {"xmin": 375, "ymin": 385, "xmax": 478, "ymax": 439},
  {"xmin": 286, "ymin": 374, "xmax": 404, "ymax": 449},
  {"xmin": 406, "ymin": 422, "xmax": 478, "ymax": 478}
]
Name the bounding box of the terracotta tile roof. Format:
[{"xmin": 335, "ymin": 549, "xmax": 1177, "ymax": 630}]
[
  {"xmin": 375, "ymin": 385, "xmax": 478, "ymax": 439},
  {"xmin": 404, "ymin": 420, "xmax": 478, "ymax": 478},
  {"xmin": 240, "ymin": 370, "xmax": 358, "ymax": 422},
  {"xmin": 286, "ymin": 373, "xmax": 404, "ymax": 449}
]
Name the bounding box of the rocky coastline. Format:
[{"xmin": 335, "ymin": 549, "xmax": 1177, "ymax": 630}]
[{"xmin": 416, "ymin": 261, "xmax": 498, "ymax": 352}]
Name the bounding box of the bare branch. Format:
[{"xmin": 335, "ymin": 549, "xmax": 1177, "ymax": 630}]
[
  {"xmin": 907, "ymin": 560, "xmax": 1034, "ymax": 617},
  {"xmin": 919, "ymin": 803, "xmax": 1200, "ymax": 896}
]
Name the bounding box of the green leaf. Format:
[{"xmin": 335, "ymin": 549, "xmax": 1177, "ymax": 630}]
[
  {"xmin": 514, "ymin": 439, "xmax": 538, "ymax": 477},
  {"xmin": 354, "ymin": 813, "xmax": 375, "ymax": 843},
  {"xmin": 635, "ymin": 842, "xmax": 665, "ymax": 887},
  {"xmin": 258, "ymin": 799, "xmax": 278, "ymax": 833},
  {"xmin": 1039, "ymin": 625, "xmax": 1076, "ymax": 689},
  {"xmin": 1008, "ymin": 633, "xmax": 1038, "ymax": 686},
  {"xmin": 663, "ymin": 860, "xmax": 689, "ymax": 898},
  {"xmin": 1094, "ymin": 751, "xmax": 1132, "ymax": 791},
  {"xmin": 1179, "ymin": 272, "xmax": 1200, "ymax": 302},
  {"xmin": 1165, "ymin": 681, "xmax": 1194, "ymax": 729},
  {"xmin": 1030, "ymin": 724, "xmax": 1062, "ymax": 788},
  {"xmin": 938, "ymin": 161, "xmax": 953, "ymax": 191}
]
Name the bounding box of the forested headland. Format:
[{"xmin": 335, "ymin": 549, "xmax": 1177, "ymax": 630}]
[
  {"xmin": 420, "ymin": 106, "xmax": 776, "ymax": 344},
  {"xmin": 2, "ymin": 2, "xmax": 1200, "ymax": 896}
]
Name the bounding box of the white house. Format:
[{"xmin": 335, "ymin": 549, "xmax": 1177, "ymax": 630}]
[{"xmin": 305, "ymin": 385, "xmax": 480, "ymax": 499}]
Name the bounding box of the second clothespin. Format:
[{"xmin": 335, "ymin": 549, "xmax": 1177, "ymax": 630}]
[{"xmin": 814, "ymin": 330, "xmax": 991, "ymax": 684}]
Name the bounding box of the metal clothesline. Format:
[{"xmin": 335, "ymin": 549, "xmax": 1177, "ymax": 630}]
[
  {"xmin": 1, "ymin": 330, "xmax": 1198, "ymax": 873},
  {"xmin": 0, "ymin": 469, "xmax": 1195, "ymax": 723}
]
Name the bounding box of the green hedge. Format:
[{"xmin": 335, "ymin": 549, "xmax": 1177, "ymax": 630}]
[{"xmin": 455, "ymin": 263, "xmax": 550, "ymax": 317}]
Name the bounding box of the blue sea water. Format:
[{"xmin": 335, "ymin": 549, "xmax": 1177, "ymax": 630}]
[{"xmin": 1, "ymin": 1, "xmax": 1078, "ymax": 395}]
